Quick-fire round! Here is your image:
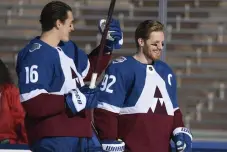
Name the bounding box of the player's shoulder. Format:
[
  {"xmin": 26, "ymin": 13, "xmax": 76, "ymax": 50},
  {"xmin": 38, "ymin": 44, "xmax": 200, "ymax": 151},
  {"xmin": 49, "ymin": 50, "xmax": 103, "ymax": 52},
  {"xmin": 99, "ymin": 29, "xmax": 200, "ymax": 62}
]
[
  {"xmin": 109, "ymin": 56, "xmax": 134, "ymax": 67},
  {"xmin": 62, "ymin": 40, "xmax": 83, "ymax": 53},
  {"xmin": 108, "ymin": 56, "xmax": 128, "ymax": 70},
  {"xmin": 111, "ymin": 56, "xmax": 128, "ymax": 64},
  {"xmin": 60, "ymin": 40, "xmax": 75, "ymax": 51},
  {"xmin": 71, "ymin": 41, "xmax": 87, "ymax": 58},
  {"xmin": 106, "ymin": 56, "xmax": 134, "ymax": 74},
  {"xmin": 17, "ymin": 37, "xmax": 58, "ymax": 67},
  {"xmin": 61, "ymin": 40, "xmax": 87, "ymax": 58},
  {"xmin": 155, "ymin": 60, "xmax": 173, "ymax": 72},
  {"xmin": 19, "ymin": 37, "xmax": 55, "ymax": 58}
]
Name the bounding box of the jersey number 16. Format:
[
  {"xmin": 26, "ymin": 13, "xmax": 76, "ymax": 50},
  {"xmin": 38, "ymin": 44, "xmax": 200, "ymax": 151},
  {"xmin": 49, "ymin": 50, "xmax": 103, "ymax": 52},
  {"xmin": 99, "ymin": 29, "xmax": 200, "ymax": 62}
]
[{"xmin": 25, "ymin": 65, "xmax": 39, "ymax": 84}]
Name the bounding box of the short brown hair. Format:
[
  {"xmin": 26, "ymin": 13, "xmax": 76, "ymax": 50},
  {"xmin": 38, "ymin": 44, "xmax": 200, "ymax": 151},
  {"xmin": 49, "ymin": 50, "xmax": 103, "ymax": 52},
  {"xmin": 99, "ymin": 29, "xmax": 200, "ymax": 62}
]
[
  {"xmin": 40, "ymin": 1, "xmax": 72, "ymax": 32},
  {"xmin": 135, "ymin": 20, "xmax": 164, "ymax": 48}
]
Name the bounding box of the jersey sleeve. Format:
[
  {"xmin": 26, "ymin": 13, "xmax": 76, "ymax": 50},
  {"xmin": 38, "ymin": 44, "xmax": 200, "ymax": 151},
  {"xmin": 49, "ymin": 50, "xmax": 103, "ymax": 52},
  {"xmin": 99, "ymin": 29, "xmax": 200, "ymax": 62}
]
[
  {"xmin": 70, "ymin": 41, "xmax": 112, "ymax": 82},
  {"xmin": 156, "ymin": 60, "xmax": 185, "ymax": 134},
  {"xmin": 84, "ymin": 45, "xmax": 112, "ymax": 82},
  {"xmin": 171, "ymin": 72, "xmax": 178, "ymax": 109},
  {"xmin": 16, "ymin": 50, "xmax": 65, "ymax": 119},
  {"xmin": 94, "ymin": 63, "xmax": 128, "ymax": 140},
  {"xmin": 171, "ymin": 72, "xmax": 185, "ymax": 131}
]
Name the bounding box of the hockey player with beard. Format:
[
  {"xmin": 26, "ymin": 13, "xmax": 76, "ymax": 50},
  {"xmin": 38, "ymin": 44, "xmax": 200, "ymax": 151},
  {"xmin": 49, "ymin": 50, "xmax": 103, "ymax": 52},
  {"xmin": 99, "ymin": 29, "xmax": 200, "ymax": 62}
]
[{"xmin": 94, "ymin": 20, "xmax": 192, "ymax": 152}]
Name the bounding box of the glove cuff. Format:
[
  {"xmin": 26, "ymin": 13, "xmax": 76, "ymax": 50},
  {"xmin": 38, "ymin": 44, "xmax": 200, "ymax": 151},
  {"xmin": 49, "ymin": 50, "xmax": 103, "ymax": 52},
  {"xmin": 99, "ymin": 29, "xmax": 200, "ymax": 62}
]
[
  {"xmin": 65, "ymin": 89, "xmax": 87, "ymax": 114},
  {"xmin": 105, "ymin": 42, "xmax": 114, "ymax": 51},
  {"xmin": 102, "ymin": 140, "xmax": 125, "ymax": 152},
  {"xmin": 173, "ymin": 127, "xmax": 193, "ymax": 140}
]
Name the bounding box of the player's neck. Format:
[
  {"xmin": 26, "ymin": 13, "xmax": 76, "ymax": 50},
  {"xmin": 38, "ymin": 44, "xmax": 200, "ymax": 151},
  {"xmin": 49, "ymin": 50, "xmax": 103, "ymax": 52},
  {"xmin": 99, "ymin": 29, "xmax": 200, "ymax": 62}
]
[
  {"xmin": 133, "ymin": 52, "xmax": 153, "ymax": 65},
  {"xmin": 40, "ymin": 30, "xmax": 60, "ymax": 48}
]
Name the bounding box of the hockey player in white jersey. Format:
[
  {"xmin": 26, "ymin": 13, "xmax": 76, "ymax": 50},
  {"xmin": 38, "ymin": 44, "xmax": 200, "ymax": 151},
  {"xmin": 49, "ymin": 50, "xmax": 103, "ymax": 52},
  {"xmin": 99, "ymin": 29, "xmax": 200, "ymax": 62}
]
[
  {"xmin": 16, "ymin": 1, "xmax": 123, "ymax": 152},
  {"xmin": 94, "ymin": 20, "xmax": 192, "ymax": 152}
]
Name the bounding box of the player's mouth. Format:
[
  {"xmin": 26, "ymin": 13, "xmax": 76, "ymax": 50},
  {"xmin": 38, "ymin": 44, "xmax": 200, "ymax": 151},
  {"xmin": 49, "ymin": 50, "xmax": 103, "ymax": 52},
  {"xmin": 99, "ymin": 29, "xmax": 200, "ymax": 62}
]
[{"xmin": 153, "ymin": 50, "xmax": 161, "ymax": 56}]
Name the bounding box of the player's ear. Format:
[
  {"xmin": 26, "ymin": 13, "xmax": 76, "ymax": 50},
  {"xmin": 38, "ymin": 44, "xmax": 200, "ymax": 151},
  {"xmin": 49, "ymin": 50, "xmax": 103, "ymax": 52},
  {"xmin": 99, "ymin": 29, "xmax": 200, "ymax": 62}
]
[
  {"xmin": 55, "ymin": 19, "xmax": 62, "ymax": 29},
  {"xmin": 138, "ymin": 38, "xmax": 144, "ymax": 47}
]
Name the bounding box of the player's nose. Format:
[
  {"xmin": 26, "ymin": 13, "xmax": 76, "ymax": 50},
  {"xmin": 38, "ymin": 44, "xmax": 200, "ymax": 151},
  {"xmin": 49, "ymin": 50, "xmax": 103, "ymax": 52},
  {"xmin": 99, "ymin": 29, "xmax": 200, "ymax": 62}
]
[
  {"xmin": 70, "ymin": 24, "xmax": 75, "ymax": 31},
  {"xmin": 158, "ymin": 43, "xmax": 163, "ymax": 50}
]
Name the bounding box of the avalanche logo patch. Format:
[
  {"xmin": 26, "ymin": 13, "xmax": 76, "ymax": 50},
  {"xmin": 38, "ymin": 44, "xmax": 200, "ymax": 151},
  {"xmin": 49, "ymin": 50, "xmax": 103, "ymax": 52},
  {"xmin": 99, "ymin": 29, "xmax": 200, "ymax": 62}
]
[
  {"xmin": 112, "ymin": 56, "xmax": 127, "ymax": 64},
  {"xmin": 29, "ymin": 43, "xmax": 42, "ymax": 52}
]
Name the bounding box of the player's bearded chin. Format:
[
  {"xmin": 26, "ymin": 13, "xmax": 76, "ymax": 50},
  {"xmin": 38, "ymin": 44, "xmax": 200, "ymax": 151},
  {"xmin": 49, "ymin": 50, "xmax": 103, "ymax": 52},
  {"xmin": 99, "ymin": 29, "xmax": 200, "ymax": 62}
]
[
  {"xmin": 144, "ymin": 49, "xmax": 157, "ymax": 62},
  {"xmin": 152, "ymin": 49, "xmax": 161, "ymax": 60}
]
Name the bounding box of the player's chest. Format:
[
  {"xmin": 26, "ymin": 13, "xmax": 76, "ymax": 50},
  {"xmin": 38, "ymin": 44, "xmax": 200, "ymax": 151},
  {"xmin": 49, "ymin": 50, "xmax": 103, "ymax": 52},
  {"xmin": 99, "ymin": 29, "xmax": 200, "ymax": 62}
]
[
  {"xmin": 56, "ymin": 48, "xmax": 84, "ymax": 90},
  {"xmin": 131, "ymin": 65, "xmax": 174, "ymax": 105}
]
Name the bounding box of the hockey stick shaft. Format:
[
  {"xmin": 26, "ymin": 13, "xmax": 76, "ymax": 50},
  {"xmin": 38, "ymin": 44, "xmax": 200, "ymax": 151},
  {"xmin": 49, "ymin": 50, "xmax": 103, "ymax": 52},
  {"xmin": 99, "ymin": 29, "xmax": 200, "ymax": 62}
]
[
  {"xmin": 89, "ymin": 0, "xmax": 116, "ymax": 89},
  {"xmin": 88, "ymin": 1, "xmax": 116, "ymax": 149},
  {"xmin": 88, "ymin": 0, "xmax": 117, "ymax": 148}
]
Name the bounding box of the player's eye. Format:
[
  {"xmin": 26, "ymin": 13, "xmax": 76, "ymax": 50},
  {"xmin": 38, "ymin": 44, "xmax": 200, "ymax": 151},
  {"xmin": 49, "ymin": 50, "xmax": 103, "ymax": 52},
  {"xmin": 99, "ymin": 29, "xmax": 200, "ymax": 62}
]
[
  {"xmin": 72, "ymin": 20, "xmax": 77, "ymax": 25},
  {"xmin": 151, "ymin": 43, "xmax": 158, "ymax": 46},
  {"xmin": 70, "ymin": 23, "xmax": 74, "ymax": 28},
  {"xmin": 151, "ymin": 43, "xmax": 164, "ymax": 48}
]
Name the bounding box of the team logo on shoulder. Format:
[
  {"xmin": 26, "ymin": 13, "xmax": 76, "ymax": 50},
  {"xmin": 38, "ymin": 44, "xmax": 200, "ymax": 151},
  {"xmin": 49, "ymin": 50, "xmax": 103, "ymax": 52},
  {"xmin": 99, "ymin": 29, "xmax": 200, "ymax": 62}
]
[
  {"xmin": 112, "ymin": 56, "xmax": 127, "ymax": 64},
  {"xmin": 29, "ymin": 43, "xmax": 42, "ymax": 52}
]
